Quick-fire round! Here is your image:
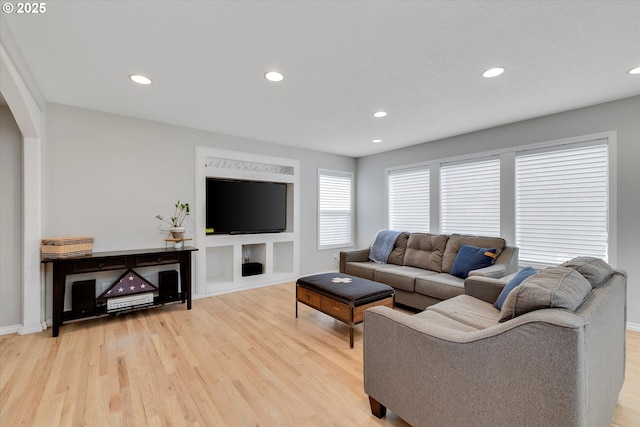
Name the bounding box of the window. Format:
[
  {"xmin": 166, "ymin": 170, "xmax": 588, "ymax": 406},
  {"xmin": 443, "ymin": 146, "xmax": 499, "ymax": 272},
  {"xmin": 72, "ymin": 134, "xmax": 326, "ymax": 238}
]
[
  {"xmin": 318, "ymin": 169, "xmax": 353, "ymax": 249},
  {"xmin": 387, "ymin": 165, "xmax": 430, "ymax": 232},
  {"xmin": 384, "ymin": 132, "xmax": 614, "ymax": 266},
  {"xmin": 516, "ymin": 141, "xmax": 609, "ymax": 265},
  {"xmin": 440, "ymin": 157, "xmax": 500, "ymax": 236}
]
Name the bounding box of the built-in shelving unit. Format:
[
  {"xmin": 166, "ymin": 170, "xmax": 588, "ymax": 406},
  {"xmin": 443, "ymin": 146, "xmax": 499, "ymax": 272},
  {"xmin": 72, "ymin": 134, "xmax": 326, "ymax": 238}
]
[{"xmin": 195, "ymin": 147, "xmax": 300, "ymax": 298}]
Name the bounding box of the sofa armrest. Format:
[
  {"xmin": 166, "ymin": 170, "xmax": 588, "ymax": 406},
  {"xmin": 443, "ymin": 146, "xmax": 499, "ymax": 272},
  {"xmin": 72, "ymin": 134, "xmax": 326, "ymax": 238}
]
[
  {"xmin": 468, "ymin": 263, "xmax": 507, "ymax": 278},
  {"xmin": 497, "ymin": 246, "xmax": 519, "ymax": 276},
  {"xmin": 466, "ymin": 246, "xmax": 519, "ymax": 279},
  {"xmin": 464, "ymin": 276, "xmax": 508, "ymax": 303},
  {"xmin": 339, "ymin": 248, "xmax": 370, "ymax": 272}
]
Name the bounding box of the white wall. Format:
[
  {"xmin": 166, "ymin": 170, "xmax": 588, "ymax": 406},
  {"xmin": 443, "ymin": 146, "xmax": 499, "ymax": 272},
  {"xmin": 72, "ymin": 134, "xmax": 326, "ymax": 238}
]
[
  {"xmin": 0, "ymin": 106, "xmax": 22, "ymax": 330},
  {"xmin": 43, "ymin": 103, "xmax": 355, "ymax": 270},
  {"xmin": 356, "ymin": 96, "xmax": 640, "ymax": 327}
]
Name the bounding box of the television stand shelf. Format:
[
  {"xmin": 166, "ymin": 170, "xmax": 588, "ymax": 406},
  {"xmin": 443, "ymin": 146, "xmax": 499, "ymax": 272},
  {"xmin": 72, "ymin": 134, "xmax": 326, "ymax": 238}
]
[{"xmin": 42, "ymin": 246, "xmax": 197, "ymax": 337}]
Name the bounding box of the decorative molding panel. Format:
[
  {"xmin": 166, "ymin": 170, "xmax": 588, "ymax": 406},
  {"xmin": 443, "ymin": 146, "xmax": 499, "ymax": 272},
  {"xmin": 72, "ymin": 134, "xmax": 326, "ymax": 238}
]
[{"xmin": 206, "ymin": 157, "xmax": 294, "ymax": 176}]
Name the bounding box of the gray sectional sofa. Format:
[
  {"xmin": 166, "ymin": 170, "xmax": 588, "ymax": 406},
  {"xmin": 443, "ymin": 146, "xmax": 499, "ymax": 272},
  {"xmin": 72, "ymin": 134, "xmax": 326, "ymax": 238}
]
[
  {"xmin": 363, "ymin": 257, "xmax": 627, "ymax": 426},
  {"xmin": 340, "ymin": 232, "xmax": 519, "ymax": 310}
]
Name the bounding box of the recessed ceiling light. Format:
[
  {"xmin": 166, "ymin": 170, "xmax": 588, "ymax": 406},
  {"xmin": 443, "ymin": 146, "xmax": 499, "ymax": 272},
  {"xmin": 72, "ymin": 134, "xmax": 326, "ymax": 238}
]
[
  {"xmin": 264, "ymin": 71, "xmax": 284, "ymax": 82},
  {"xmin": 482, "ymin": 67, "xmax": 505, "ymax": 78},
  {"xmin": 372, "ymin": 139, "xmax": 382, "ymax": 143},
  {"xmin": 373, "ymin": 111, "xmax": 387, "ymax": 118},
  {"xmin": 628, "ymin": 66, "xmax": 640, "ymax": 75},
  {"xmin": 129, "ymin": 74, "xmax": 152, "ymax": 85}
]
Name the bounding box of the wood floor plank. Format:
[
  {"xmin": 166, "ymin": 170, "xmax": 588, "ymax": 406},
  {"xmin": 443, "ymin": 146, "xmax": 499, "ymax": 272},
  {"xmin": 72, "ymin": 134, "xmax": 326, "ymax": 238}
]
[{"xmin": 0, "ymin": 281, "xmax": 638, "ymax": 426}]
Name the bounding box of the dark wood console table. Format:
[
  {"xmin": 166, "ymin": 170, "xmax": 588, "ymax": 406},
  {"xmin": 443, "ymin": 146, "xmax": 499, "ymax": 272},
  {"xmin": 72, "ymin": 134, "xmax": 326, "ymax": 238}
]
[{"xmin": 42, "ymin": 246, "xmax": 198, "ymax": 337}]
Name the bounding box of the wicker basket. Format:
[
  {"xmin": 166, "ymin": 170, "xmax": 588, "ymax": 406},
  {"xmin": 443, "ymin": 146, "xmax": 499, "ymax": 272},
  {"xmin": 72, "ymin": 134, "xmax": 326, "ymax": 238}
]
[{"xmin": 41, "ymin": 237, "xmax": 94, "ymax": 259}]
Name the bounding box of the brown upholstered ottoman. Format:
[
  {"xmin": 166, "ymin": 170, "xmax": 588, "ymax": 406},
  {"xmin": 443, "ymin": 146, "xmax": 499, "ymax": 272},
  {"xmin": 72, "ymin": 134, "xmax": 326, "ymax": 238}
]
[{"xmin": 296, "ymin": 273, "xmax": 395, "ymax": 348}]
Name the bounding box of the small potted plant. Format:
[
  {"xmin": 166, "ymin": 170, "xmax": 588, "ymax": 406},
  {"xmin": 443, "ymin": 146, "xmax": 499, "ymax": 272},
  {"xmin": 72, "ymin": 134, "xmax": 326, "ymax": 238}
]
[{"xmin": 156, "ymin": 200, "xmax": 190, "ymax": 238}]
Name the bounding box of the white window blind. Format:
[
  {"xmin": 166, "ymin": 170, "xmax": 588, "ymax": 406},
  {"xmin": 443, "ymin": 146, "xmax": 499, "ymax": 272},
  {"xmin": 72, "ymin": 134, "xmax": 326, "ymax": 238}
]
[
  {"xmin": 516, "ymin": 141, "xmax": 609, "ymax": 265},
  {"xmin": 318, "ymin": 170, "xmax": 353, "ymax": 249},
  {"xmin": 388, "ymin": 166, "xmax": 430, "ymax": 232},
  {"xmin": 440, "ymin": 157, "xmax": 500, "ymax": 236}
]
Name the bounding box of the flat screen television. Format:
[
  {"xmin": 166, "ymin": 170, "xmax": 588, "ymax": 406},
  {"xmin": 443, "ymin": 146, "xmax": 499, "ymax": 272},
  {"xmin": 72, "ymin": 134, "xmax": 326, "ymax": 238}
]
[{"xmin": 206, "ymin": 178, "xmax": 287, "ymax": 235}]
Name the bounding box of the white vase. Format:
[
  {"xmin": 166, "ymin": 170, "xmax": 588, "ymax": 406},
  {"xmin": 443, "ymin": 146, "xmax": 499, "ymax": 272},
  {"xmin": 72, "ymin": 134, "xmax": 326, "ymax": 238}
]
[{"xmin": 170, "ymin": 226, "xmax": 185, "ymax": 239}]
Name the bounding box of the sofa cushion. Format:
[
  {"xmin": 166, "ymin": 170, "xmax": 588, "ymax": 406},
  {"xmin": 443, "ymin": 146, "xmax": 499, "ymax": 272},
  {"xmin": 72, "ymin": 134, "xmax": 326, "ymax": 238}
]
[
  {"xmin": 493, "ymin": 266, "xmax": 537, "ymax": 310},
  {"xmin": 450, "ymin": 244, "xmax": 498, "ymax": 279},
  {"xmin": 499, "ymin": 266, "xmax": 592, "ymax": 322},
  {"xmin": 344, "ymin": 261, "xmax": 396, "ymax": 281},
  {"xmin": 412, "ymin": 309, "xmax": 480, "ymax": 333},
  {"xmin": 374, "ymin": 266, "xmax": 437, "ymax": 292},
  {"xmin": 388, "ymin": 232, "xmax": 410, "ymax": 265},
  {"xmin": 442, "ymin": 234, "xmax": 506, "ymax": 273},
  {"xmin": 561, "ymin": 256, "xmax": 613, "ymax": 288},
  {"xmin": 427, "ymin": 295, "xmax": 501, "ymax": 330},
  {"xmin": 415, "ymin": 273, "xmax": 465, "ymax": 301},
  {"xmin": 403, "ymin": 233, "xmax": 449, "ymax": 272}
]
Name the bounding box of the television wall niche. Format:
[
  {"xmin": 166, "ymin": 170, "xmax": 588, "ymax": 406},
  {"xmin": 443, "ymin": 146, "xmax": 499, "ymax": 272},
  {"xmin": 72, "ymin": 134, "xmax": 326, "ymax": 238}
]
[{"xmin": 206, "ymin": 178, "xmax": 287, "ymax": 235}]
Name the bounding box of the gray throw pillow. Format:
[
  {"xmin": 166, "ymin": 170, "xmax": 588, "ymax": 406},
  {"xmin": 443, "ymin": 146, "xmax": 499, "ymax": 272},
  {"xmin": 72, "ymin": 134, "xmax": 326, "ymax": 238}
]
[
  {"xmin": 560, "ymin": 256, "xmax": 613, "ymax": 288},
  {"xmin": 499, "ymin": 266, "xmax": 592, "ymax": 322}
]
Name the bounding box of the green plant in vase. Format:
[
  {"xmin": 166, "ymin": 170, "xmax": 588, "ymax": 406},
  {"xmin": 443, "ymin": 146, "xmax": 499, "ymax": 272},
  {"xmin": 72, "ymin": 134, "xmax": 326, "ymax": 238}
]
[{"xmin": 156, "ymin": 200, "xmax": 190, "ymax": 239}]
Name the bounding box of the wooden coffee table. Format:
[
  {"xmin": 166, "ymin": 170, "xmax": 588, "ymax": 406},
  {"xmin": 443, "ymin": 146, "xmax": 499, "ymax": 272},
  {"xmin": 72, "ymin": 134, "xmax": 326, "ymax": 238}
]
[{"xmin": 296, "ymin": 273, "xmax": 395, "ymax": 348}]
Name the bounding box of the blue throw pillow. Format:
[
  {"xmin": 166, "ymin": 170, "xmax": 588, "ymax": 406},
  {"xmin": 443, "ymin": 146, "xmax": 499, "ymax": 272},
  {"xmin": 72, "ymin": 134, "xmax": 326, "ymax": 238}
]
[
  {"xmin": 450, "ymin": 244, "xmax": 498, "ymax": 279},
  {"xmin": 494, "ymin": 266, "xmax": 537, "ymax": 310}
]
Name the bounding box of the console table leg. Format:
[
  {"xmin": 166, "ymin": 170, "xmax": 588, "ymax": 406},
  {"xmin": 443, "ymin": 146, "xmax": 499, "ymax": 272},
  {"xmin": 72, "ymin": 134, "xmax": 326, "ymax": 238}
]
[
  {"xmin": 52, "ymin": 265, "xmax": 66, "ymax": 337},
  {"xmin": 179, "ymin": 253, "xmax": 192, "ymax": 310}
]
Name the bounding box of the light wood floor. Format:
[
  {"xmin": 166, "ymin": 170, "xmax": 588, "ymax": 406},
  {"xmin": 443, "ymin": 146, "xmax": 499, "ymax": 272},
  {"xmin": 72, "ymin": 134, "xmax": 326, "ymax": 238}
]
[{"xmin": 1, "ymin": 282, "xmax": 638, "ymax": 426}]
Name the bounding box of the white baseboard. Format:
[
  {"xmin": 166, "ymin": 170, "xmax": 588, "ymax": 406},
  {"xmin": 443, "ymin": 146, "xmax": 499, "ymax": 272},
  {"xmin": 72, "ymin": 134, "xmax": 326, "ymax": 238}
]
[
  {"xmin": 0, "ymin": 322, "xmax": 47, "ymax": 336},
  {"xmin": 0, "ymin": 324, "xmax": 21, "ymax": 335},
  {"xmin": 627, "ymin": 322, "xmax": 640, "ymax": 332},
  {"xmin": 18, "ymin": 324, "xmax": 44, "ymax": 335}
]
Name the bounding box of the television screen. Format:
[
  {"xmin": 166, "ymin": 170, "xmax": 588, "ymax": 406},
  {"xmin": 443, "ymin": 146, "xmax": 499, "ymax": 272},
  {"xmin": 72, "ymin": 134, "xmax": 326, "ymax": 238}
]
[{"xmin": 206, "ymin": 178, "xmax": 287, "ymax": 234}]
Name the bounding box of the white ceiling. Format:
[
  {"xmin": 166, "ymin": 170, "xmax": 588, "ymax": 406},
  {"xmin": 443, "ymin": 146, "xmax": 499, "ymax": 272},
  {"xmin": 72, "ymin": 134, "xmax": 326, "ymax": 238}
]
[{"xmin": 3, "ymin": 1, "xmax": 640, "ymax": 157}]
